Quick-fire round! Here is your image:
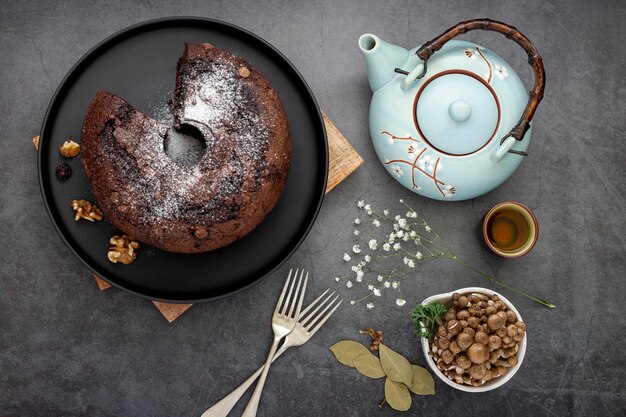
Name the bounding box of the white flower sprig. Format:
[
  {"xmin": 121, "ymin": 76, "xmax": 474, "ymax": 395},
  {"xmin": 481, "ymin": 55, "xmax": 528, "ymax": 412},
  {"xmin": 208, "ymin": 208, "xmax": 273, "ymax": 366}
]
[{"xmin": 335, "ymin": 199, "xmax": 555, "ymax": 310}]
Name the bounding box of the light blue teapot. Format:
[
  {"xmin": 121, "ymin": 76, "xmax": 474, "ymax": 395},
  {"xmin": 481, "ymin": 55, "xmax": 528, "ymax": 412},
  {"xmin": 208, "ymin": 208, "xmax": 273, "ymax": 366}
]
[{"xmin": 360, "ymin": 19, "xmax": 545, "ymax": 201}]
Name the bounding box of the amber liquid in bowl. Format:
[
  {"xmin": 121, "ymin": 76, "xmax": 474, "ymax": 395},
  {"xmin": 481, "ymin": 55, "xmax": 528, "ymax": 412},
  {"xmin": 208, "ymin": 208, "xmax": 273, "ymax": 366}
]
[{"xmin": 486, "ymin": 209, "xmax": 530, "ymax": 252}]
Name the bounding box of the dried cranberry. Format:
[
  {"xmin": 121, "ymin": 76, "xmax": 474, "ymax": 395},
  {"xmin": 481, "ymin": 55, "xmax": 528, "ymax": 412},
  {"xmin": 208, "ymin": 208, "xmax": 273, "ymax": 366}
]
[{"xmin": 55, "ymin": 162, "xmax": 72, "ymax": 180}]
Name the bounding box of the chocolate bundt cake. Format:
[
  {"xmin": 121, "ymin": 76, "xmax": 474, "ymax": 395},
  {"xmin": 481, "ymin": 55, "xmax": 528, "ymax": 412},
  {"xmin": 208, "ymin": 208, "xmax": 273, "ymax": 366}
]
[{"xmin": 80, "ymin": 43, "xmax": 291, "ymax": 253}]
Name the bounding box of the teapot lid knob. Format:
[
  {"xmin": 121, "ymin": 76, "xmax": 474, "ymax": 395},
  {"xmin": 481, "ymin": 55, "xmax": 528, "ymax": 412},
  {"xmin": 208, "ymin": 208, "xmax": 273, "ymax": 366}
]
[{"xmin": 448, "ymin": 99, "xmax": 472, "ymax": 122}]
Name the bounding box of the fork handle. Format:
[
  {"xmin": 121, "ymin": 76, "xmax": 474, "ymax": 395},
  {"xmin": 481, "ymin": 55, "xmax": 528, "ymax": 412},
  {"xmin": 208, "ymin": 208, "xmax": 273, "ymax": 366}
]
[
  {"xmin": 200, "ymin": 344, "xmax": 290, "ymax": 417},
  {"xmin": 240, "ymin": 336, "xmax": 281, "ymax": 417}
]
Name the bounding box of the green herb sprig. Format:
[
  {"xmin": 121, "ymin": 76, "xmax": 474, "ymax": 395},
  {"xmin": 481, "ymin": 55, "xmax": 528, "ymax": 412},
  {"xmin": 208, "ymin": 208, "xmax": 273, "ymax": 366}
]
[{"xmin": 410, "ymin": 301, "xmax": 447, "ymax": 338}]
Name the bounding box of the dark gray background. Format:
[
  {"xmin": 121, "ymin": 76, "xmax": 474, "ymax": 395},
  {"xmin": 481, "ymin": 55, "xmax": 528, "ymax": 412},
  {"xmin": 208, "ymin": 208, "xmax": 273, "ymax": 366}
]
[{"xmin": 1, "ymin": 0, "xmax": 625, "ymax": 416}]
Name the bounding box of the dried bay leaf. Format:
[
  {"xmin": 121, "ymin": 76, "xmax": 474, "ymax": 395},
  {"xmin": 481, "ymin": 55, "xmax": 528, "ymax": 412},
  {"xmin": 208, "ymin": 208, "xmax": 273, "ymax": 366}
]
[
  {"xmin": 409, "ymin": 364, "xmax": 435, "ymax": 395},
  {"xmin": 330, "ymin": 340, "xmax": 371, "ymax": 367},
  {"xmin": 353, "ymin": 354, "xmax": 386, "ymax": 379},
  {"xmin": 379, "ymin": 343, "xmax": 413, "ymax": 385},
  {"xmin": 384, "ymin": 377, "xmax": 412, "ymax": 411}
]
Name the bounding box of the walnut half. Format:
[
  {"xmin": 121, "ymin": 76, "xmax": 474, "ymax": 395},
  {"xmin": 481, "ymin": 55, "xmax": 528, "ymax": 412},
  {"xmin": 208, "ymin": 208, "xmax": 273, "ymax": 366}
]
[
  {"xmin": 107, "ymin": 235, "xmax": 140, "ymax": 264},
  {"xmin": 71, "ymin": 199, "xmax": 103, "ymax": 222},
  {"xmin": 59, "ymin": 139, "xmax": 80, "ymax": 158}
]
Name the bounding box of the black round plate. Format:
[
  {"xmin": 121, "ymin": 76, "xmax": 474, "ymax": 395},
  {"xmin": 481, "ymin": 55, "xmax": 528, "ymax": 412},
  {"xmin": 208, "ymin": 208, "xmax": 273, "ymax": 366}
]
[{"xmin": 38, "ymin": 17, "xmax": 328, "ymax": 302}]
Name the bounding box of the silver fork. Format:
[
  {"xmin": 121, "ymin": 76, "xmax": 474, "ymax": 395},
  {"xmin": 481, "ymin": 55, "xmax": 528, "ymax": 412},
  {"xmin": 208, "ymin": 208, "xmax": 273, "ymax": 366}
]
[
  {"xmin": 240, "ymin": 268, "xmax": 308, "ymax": 417},
  {"xmin": 201, "ymin": 288, "xmax": 342, "ymax": 417}
]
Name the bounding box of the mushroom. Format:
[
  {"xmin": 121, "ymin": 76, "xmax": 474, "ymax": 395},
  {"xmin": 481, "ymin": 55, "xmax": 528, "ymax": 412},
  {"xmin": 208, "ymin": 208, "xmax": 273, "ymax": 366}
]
[
  {"xmin": 507, "ymin": 324, "xmax": 518, "ymax": 338},
  {"xmin": 457, "ymin": 295, "xmax": 469, "ymax": 308},
  {"xmin": 468, "ymin": 364, "xmax": 487, "ymax": 380},
  {"xmin": 456, "ymin": 309, "xmax": 470, "ymax": 320},
  {"xmin": 502, "ymin": 344, "xmax": 519, "ymax": 358},
  {"xmin": 447, "ymin": 319, "xmax": 462, "ymax": 336},
  {"xmin": 459, "ymin": 319, "xmax": 468, "ymax": 329},
  {"xmin": 474, "ymin": 331, "xmax": 489, "ymax": 345},
  {"xmin": 444, "ymin": 308, "xmax": 457, "ymax": 322},
  {"xmin": 502, "ymin": 336, "xmax": 513, "ymax": 345},
  {"xmin": 487, "ymin": 314, "xmax": 504, "ymax": 331},
  {"xmin": 462, "ymin": 327, "xmax": 476, "ymax": 338},
  {"xmin": 437, "ymin": 336, "xmax": 450, "ymax": 350},
  {"xmin": 488, "ymin": 350, "xmax": 501, "ymax": 364},
  {"xmin": 437, "ymin": 324, "xmax": 448, "ymax": 338},
  {"xmin": 493, "ymin": 300, "xmax": 506, "ymax": 311},
  {"xmin": 457, "ymin": 332, "xmax": 473, "ymax": 350},
  {"xmin": 495, "ymin": 365, "xmax": 508, "ymax": 377},
  {"xmin": 497, "ymin": 310, "xmax": 508, "ymax": 322},
  {"xmin": 507, "ymin": 356, "xmax": 518, "ymax": 367},
  {"xmin": 488, "ymin": 335, "xmax": 502, "ymax": 350},
  {"xmin": 449, "ymin": 341, "xmax": 462, "ymax": 355},
  {"xmin": 456, "ymin": 355, "xmax": 472, "ymax": 370},
  {"xmin": 494, "ymin": 359, "xmax": 512, "ymax": 368},
  {"xmin": 506, "ymin": 310, "xmax": 517, "ymax": 323},
  {"xmin": 467, "ymin": 316, "xmax": 480, "ymax": 329},
  {"xmin": 496, "ymin": 327, "xmax": 508, "ymax": 338},
  {"xmin": 485, "ymin": 305, "xmax": 497, "ymax": 316},
  {"xmin": 513, "ymin": 332, "xmax": 525, "ymax": 342},
  {"xmin": 467, "ymin": 343, "xmax": 489, "ymax": 364},
  {"xmin": 440, "ymin": 349, "xmax": 454, "ymax": 364},
  {"xmin": 516, "ymin": 321, "xmax": 527, "ymax": 332}
]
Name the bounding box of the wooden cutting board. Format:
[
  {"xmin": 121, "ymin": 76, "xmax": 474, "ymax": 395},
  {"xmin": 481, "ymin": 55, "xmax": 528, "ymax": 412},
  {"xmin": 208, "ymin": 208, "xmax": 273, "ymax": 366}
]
[{"xmin": 36, "ymin": 111, "xmax": 363, "ymax": 322}]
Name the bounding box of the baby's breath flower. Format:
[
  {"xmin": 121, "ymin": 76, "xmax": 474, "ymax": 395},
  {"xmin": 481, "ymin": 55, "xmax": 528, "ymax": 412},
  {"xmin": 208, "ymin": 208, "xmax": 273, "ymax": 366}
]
[
  {"xmin": 399, "ymin": 199, "xmax": 404, "ymax": 203},
  {"xmin": 341, "ymin": 199, "xmax": 556, "ymax": 310},
  {"xmin": 366, "ymin": 302, "xmax": 375, "ymax": 310},
  {"xmin": 350, "ymin": 300, "xmax": 356, "ymax": 305}
]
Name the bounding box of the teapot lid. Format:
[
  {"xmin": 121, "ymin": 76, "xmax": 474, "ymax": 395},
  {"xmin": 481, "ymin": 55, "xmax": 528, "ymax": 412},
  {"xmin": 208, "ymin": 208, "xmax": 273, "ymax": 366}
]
[{"xmin": 414, "ymin": 70, "xmax": 500, "ymax": 156}]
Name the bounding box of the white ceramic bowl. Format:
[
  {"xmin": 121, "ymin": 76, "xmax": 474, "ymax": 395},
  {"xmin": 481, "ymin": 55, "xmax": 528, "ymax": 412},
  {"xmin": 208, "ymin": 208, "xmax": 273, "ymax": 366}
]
[{"xmin": 420, "ymin": 287, "xmax": 527, "ymax": 393}]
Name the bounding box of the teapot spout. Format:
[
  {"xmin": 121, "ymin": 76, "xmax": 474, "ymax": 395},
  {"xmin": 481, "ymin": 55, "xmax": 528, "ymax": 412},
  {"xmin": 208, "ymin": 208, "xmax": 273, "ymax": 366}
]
[{"xmin": 359, "ymin": 34, "xmax": 409, "ymax": 91}]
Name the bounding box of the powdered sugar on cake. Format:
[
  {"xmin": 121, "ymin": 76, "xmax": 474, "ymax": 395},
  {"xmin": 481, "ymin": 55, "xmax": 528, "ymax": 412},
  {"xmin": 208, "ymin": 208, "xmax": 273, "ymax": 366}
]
[{"xmin": 107, "ymin": 60, "xmax": 271, "ymax": 226}]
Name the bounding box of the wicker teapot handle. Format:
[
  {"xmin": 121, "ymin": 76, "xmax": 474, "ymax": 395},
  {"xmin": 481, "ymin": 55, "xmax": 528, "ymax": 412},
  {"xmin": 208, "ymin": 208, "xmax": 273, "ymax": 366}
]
[{"xmin": 414, "ymin": 18, "xmax": 545, "ymax": 150}]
